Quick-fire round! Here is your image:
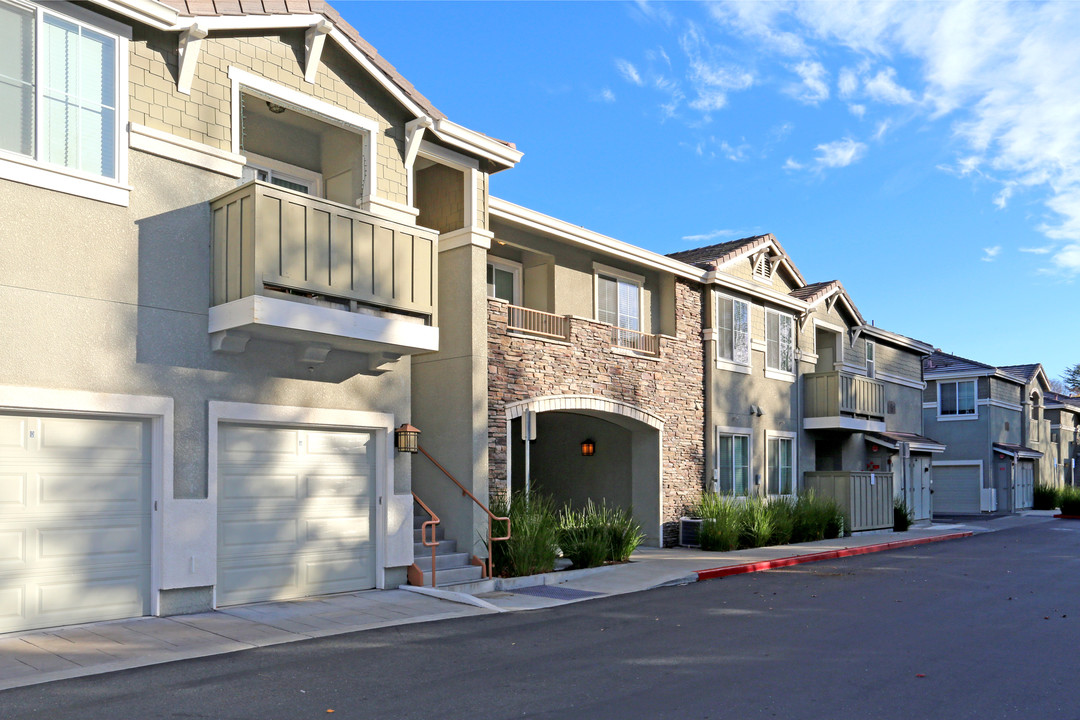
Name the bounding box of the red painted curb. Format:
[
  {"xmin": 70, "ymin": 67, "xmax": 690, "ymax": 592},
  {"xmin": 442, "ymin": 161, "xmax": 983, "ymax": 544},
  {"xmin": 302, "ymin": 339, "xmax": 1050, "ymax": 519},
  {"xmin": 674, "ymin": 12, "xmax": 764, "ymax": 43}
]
[
  {"xmin": 694, "ymin": 531, "xmax": 975, "ymax": 581},
  {"xmin": 1053, "ymin": 514, "xmax": 1080, "ymax": 520}
]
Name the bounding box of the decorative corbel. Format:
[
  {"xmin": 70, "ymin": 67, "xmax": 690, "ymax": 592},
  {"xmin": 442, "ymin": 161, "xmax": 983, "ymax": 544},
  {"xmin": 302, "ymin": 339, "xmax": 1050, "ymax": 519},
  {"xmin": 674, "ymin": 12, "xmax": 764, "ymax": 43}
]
[
  {"xmin": 404, "ymin": 116, "xmax": 434, "ymax": 169},
  {"xmin": 177, "ymin": 23, "xmax": 208, "ymax": 95},
  {"xmin": 210, "ymin": 329, "xmax": 249, "ymax": 354},
  {"xmin": 850, "ymin": 325, "xmax": 864, "ymax": 345},
  {"xmin": 304, "ymin": 19, "xmax": 334, "ymax": 84},
  {"xmin": 299, "ymin": 343, "xmax": 333, "ymax": 365}
]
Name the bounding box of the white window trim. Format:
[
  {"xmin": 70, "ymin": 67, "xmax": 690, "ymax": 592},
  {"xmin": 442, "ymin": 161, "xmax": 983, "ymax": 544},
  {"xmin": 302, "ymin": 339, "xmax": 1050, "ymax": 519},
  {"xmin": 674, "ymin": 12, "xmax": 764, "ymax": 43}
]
[
  {"xmin": 244, "ymin": 150, "xmax": 323, "ymax": 197},
  {"xmin": 228, "ymin": 67, "xmax": 378, "ymax": 204},
  {"xmin": 812, "ymin": 318, "xmax": 845, "ymax": 369},
  {"xmin": 765, "ymin": 430, "xmax": 798, "ymax": 497},
  {"xmin": 938, "ymin": 379, "xmax": 978, "ymax": 420},
  {"xmin": 765, "ymin": 308, "xmax": 795, "ymax": 376},
  {"xmin": 865, "ymin": 340, "xmax": 876, "ymax": 379},
  {"xmin": 207, "ymin": 401, "xmax": 401, "ymax": 594},
  {"xmin": 715, "ymin": 291, "xmax": 752, "ymax": 371},
  {"xmin": 0, "ymin": 0, "xmax": 131, "ymax": 205},
  {"xmin": 487, "ymin": 256, "xmax": 522, "ymax": 305},
  {"xmin": 593, "ymin": 261, "xmax": 645, "ymax": 329},
  {"xmin": 714, "ymin": 425, "xmax": 753, "ymax": 496}
]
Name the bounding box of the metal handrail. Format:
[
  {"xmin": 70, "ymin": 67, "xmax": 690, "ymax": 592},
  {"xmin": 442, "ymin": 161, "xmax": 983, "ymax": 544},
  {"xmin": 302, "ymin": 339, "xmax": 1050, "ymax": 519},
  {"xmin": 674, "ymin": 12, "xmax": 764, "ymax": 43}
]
[
  {"xmin": 418, "ymin": 445, "xmax": 510, "ymax": 579},
  {"xmin": 412, "ymin": 492, "xmax": 440, "ymax": 588}
]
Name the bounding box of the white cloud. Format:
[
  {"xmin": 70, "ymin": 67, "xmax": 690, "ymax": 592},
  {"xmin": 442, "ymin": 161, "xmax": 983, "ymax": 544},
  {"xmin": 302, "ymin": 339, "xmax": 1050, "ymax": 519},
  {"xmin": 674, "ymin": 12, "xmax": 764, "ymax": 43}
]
[
  {"xmin": 682, "ymin": 229, "xmax": 740, "ymax": 242},
  {"xmin": 680, "ymin": 23, "xmax": 755, "ymax": 119},
  {"xmin": 864, "ymin": 67, "xmax": 916, "ymax": 105},
  {"xmin": 838, "ymin": 67, "xmax": 859, "ymax": 98},
  {"xmin": 783, "ymin": 157, "xmax": 805, "ymax": 171},
  {"xmin": 981, "ymin": 245, "xmax": 1002, "ymax": 262},
  {"xmin": 719, "ymin": 140, "xmax": 750, "ymax": 162},
  {"xmin": 706, "ymin": 1, "xmax": 809, "ymax": 57},
  {"xmin": 993, "ymin": 181, "xmax": 1016, "ymax": 209},
  {"xmin": 786, "ymin": 60, "xmax": 830, "ymax": 104},
  {"xmin": 848, "ymin": 103, "xmax": 866, "ymax": 118},
  {"xmin": 615, "ymin": 58, "xmax": 643, "ymax": 86},
  {"xmin": 1020, "ymin": 246, "xmax": 1053, "ymax": 254},
  {"xmin": 873, "ymin": 119, "xmax": 892, "ymax": 141},
  {"xmin": 814, "ymin": 137, "xmax": 867, "ymax": 169},
  {"xmin": 596, "ymin": 88, "xmax": 616, "ymax": 103}
]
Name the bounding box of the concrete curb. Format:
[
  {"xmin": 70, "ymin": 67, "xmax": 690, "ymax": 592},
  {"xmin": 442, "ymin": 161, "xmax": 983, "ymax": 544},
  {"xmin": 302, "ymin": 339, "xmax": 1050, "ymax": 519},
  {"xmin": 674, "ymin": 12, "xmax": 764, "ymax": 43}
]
[
  {"xmin": 397, "ymin": 585, "xmax": 506, "ymax": 612},
  {"xmin": 695, "ymin": 531, "xmax": 974, "ymax": 581}
]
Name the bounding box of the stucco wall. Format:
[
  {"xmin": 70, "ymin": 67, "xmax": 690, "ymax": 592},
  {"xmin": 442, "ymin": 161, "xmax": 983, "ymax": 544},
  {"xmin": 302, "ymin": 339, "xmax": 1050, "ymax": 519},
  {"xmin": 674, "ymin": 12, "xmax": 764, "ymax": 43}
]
[{"xmin": 486, "ymin": 280, "xmax": 706, "ymax": 545}]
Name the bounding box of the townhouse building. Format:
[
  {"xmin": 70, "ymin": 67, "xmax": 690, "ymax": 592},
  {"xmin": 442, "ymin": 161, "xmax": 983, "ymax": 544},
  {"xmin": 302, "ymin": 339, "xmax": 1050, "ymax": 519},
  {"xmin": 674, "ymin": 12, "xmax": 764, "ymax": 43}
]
[
  {"xmin": 1045, "ymin": 391, "xmax": 1080, "ymax": 486},
  {"xmin": 0, "ymin": 0, "xmax": 521, "ymax": 632},
  {"xmin": 922, "ymin": 353, "xmax": 1051, "ymax": 514}
]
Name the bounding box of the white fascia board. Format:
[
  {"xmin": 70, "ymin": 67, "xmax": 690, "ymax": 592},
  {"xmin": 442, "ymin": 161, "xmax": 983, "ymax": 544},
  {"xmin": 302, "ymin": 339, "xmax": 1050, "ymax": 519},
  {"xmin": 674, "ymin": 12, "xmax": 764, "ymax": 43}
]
[
  {"xmin": 176, "ymin": 13, "xmax": 323, "ymax": 32},
  {"xmin": 924, "ymin": 369, "xmax": 994, "ymax": 381},
  {"xmin": 804, "ymin": 417, "xmax": 887, "ymax": 433},
  {"xmin": 430, "ymin": 118, "xmax": 523, "ymax": 168},
  {"xmin": 706, "ymin": 271, "xmax": 808, "ymax": 313},
  {"xmin": 861, "ymin": 325, "xmax": 933, "ymax": 354},
  {"xmin": 490, "ymin": 197, "xmax": 705, "ymax": 282},
  {"xmin": 876, "ymin": 370, "xmax": 926, "ymax": 391},
  {"xmin": 88, "ymin": 0, "xmax": 178, "ymax": 29}
]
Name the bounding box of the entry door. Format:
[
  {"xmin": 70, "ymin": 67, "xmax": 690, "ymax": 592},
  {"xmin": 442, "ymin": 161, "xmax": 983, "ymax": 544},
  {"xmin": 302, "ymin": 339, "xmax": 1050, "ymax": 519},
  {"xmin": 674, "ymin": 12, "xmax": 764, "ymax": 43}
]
[
  {"xmin": 0, "ymin": 414, "xmax": 151, "ymax": 633},
  {"xmin": 217, "ymin": 424, "xmax": 376, "ymax": 607},
  {"xmin": 1015, "ymin": 462, "xmax": 1034, "ymax": 510},
  {"xmin": 907, "ymin": 456, "xmax": 932, "ymax": 522}
]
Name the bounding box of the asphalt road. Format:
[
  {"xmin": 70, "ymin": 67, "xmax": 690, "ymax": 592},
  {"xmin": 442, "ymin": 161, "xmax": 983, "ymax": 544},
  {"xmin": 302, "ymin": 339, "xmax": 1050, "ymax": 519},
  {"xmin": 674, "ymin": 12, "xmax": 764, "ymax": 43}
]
[{"xmin": 4, "ymin": 521, "xmax": 1079, "ymax": 720}]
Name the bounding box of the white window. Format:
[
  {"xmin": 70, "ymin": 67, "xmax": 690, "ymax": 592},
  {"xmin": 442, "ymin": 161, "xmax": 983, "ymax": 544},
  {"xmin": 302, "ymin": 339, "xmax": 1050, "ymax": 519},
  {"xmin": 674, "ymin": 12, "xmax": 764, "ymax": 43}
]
[
  {"xmin": 767, "ymin": 435, "xmax": 795, "ymax": 496},
  {"xmin": 716, "ymin": 432, "xmax": 750, "ymax": 497},
  {"xmin": 0, "ymin": 1, "xmax": 127, "ymax": 202},
  {"xmin": 865, "ymin": 340, "xmax": 876, "ymax": 379},
  {"xmin": 487, "ymin": 257, "xmax": 521, "ymax": 304},
  {"xmin": 717, "ymin": 293, "xmax": 750, "ymax": 367},
  {"xmin": 939, "ymin": 380, "xmax": 976, "ymax": 417},
  {"xmin": 243, "ymin": 152, "xmax": 323, "ymax": 197},
  {"xmin": 1030, "ymin": 392, "xmax": 1040, "ymax": 442},
  {"xmin": 595, "ymin": 264, "xmax": 642, "ymax": 333},
  {"xmin": 765, "ymin": 308, "xmax": 794, "ymax": 375}
]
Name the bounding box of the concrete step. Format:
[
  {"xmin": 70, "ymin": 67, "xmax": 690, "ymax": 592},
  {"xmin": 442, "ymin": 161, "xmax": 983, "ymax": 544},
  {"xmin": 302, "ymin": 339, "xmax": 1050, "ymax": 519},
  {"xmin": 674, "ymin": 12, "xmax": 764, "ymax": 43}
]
[
  {"xmin": 421, "ymin": 564, "xmax": 484, "ymax": 587},
  {"xmin": 412, "ymin": 551, "xmax": 472, "ymax": 572},
  {"xmin": 434, "ymin": 577, "xmax": 496, "ymax": 595},
  {"xmin": 414, "ymin": 539, "xmax": 457, "ymax": 557},
  {"xmin": 413, "ymin": 526, "xmax": 445, "ymax": 544}
]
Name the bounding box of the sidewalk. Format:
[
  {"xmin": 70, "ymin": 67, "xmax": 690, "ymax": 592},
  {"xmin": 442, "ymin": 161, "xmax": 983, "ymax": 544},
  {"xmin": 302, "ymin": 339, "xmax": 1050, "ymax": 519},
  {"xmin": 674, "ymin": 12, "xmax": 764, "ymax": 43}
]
[{"xmin": 0, "ymin": 518, "xmax": 1043, "ymax": 691}]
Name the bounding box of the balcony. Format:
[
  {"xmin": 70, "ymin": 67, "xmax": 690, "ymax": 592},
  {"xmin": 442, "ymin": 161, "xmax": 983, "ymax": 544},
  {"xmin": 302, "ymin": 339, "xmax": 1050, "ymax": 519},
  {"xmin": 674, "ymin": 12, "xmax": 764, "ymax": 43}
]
[
  {"xmin": 803, "ymin": 471, "xmax": 893, "ymax": 532},
  {"xmin": 803, "ymin": 371, "xmax": 886, "ymax": 432},
  {"xmin": 207, "ymin": 181, "xmax": 438, "ymax": 365},
  {"xmin": 505, "ymin": 304, "xmax": 659, "ymax": 356}
]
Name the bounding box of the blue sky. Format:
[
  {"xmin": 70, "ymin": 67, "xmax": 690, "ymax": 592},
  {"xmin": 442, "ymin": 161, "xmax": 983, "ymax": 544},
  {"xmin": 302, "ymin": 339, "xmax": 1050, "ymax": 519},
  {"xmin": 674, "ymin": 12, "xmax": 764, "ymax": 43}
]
[{"xmin": 339, "ymin": 1, "xmax": 1079, "ymax": 381}]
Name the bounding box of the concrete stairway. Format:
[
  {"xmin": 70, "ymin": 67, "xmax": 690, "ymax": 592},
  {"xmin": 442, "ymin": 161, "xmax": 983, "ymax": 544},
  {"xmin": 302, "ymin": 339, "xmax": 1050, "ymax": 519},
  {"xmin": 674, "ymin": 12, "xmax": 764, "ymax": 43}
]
[{"xmin": 412, "ymin": 507, "xmax": 485, "ymax": 587}]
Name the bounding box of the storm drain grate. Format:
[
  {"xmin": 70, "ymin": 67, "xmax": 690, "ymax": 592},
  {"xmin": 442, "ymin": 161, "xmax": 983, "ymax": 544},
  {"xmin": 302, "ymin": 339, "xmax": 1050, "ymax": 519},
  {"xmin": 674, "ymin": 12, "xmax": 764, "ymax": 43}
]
[{"xmin": 509, "ymin": 585, "xmax": 603, "ymax": 600}]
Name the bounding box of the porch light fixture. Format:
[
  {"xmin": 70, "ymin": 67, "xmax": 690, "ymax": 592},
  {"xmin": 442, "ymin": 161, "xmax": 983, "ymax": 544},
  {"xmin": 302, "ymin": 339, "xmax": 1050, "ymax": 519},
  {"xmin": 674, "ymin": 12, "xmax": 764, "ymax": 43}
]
[
  {"xmin": 581, "ymin": 439, "xmax": 595, "ymax": 457},
  {"xmin": 395, "ymin": 423, "xmax": 421, "ymax": 453},
  {"xmin": 266, "ymin": 101, "xmax": 286, "ymax": 114}
]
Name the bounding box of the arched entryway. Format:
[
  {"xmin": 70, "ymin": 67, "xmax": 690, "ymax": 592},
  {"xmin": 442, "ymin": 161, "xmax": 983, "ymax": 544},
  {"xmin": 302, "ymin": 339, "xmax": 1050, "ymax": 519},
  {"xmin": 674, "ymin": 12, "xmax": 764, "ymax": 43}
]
[{"xmin": 505, "ymin": 396, "xmax": 663, "ymax": 546}]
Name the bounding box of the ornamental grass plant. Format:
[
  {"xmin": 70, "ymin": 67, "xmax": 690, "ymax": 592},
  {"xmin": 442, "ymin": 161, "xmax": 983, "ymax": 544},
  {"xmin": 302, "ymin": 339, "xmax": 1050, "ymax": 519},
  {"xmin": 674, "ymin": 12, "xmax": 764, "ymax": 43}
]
[
  {"xmin": 1033, "ymin": 483, "xmax": 1060, "ymax": 511},
  {"xmin": 489, "ymin": 491, "xmax": 559, "ymax": 578},
  {"xmin": 1059, "ymin": 485, "xmax": 1080, "ymax": 516}
]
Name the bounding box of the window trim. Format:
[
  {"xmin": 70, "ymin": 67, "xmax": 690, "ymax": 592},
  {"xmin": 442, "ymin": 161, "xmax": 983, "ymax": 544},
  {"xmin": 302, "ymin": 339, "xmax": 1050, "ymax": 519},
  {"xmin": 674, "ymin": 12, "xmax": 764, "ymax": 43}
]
[
  {"xmin": 593, "ymin": 261, "xmax": 644, "ymax": 331},
  {"xmin": 487, "ymin": 256, "xmax": 522, "ymax": 305},
  {"xmin": 765, "ymin": 431, "xmax": 797, "ymax": 497},
  {"xmin": 244, "ymin": 151, "xmax": 323, "ymax": 197},
  {"xmin": 938, "ymin": 379, "xmax": 978, "ymax": 420},
  {"xmin": 865, "ymin": 340, "xmax": 876, "ymax": 379},
  {"xmin": 229, "ymin": 67, "xmax": 378, "ymax": 207},
  {"xmin": 764, "ymin": 307, "xmax": 795, "ymax": 380},
  {"xmin": 715, "ymin": 291, "xmax": 751, "ymax": 372},
  {"xmin": 0, "ymin": 0, "xmax": 130, "ymax": 205},
  {"xmin": 714, "ymin": 425, "xmax": 752, "ymax": 497}
]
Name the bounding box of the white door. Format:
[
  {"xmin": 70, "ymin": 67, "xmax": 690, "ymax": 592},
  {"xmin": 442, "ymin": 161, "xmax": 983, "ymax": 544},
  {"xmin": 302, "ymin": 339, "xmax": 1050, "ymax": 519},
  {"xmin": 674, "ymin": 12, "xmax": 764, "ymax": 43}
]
[
  {"xmin": 0, "ymin": 414, "xmax": 151, "ymax": 633},
  {"xmin": 932, "ymin": 464, "xmax": 981, "ymax": 514},
  {"xmin": 1014, "ymin": 461, "xmax": 1034, "ymax": 510},
  {"xmin": 906, "ymin": 456, "xmax": 932, "ymax": 522},
  {"xmin": 217, "ymin": 424, "xmax": 376, "ymax": 606}
]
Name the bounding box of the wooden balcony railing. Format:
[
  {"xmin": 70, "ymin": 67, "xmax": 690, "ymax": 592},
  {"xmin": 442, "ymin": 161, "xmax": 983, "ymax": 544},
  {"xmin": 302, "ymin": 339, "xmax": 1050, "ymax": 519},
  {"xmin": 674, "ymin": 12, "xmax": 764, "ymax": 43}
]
[
  {"xmin": 610, "ymin": 326, "xmax": 660, "ymax": 356},
  {"xmin": 507, "ymin": 305, "xmax": 570, "ymax": 341},
  {"xmin": 210, "ymin": 180, "xmax": 437, "ymax": 321},
  {"xmin": 804, "ymin": 371, "xmax": 885, "ymax": 420}
]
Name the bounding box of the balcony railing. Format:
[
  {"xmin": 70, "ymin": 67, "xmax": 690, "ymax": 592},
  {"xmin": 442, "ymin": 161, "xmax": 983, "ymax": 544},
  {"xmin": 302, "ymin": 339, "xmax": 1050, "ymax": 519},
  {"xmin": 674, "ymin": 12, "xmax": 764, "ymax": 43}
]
[
  {"xmin": 611, "ymin": 326, "xmax": 659, "ymax": 356},
  {"xmin": 210, "ymin": 180, "xmax": 437, "ymax": 321},
  {"xmin": 502, "ymin": 303, "xmax": 660, "ymax": 356},
  {"xmin": 804, "ymin": 371, "xmax": 885, "ymax": 420},
  {"xmin": 507, "ymin": 305, "xmax": 570, "ymax": 341}
]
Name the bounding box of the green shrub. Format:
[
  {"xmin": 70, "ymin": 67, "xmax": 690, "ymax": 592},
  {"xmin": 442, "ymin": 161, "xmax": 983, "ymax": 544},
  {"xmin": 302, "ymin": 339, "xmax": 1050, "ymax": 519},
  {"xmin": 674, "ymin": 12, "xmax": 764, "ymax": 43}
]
[
  {"xmin": 793, "ymin": 491, "xmax": 847, "ymax": 542},
  {"xmin": 767, "ymin": 496, "xmax": 796, "ymax": 546},
  {"xmin": 555, "ymin": 501, "xmax": 646, "ymax": 569},
  {"xmin": 1059, "ymin": 486, "xmax": 1080, "ymax": 516},
  {"xmin": 489, "ymin": 492, "xmax": 559, "ymax": 577},
  {"xmin": 739, "ymin": 496, "xmax": 775, "ymax": 548},
  {"xmin": 602, "ymin": 504, "xmax": 646, "ymax": 563},
  {"xmin": 695, "ymin": 493, "xmax": 740, "ymax": 551},
  {"xmin": 893, "ymin": 497, "xmax": 913, "ymax": 532},
  {"xmin": 1033, "ymin": 483, "xmax": 1060, "ymax": 510}
]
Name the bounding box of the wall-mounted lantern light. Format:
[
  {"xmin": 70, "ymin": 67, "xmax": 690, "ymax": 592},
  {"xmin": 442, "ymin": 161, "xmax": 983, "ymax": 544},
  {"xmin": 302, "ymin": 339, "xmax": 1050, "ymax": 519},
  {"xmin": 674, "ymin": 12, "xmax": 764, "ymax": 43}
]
[
  {"xmin": 395, "ymin": 423, "xmax": 421, "ymax": 453},
  {"xmin": 581, "ymin": 439, "xmax": 596, "ymax": 457}
]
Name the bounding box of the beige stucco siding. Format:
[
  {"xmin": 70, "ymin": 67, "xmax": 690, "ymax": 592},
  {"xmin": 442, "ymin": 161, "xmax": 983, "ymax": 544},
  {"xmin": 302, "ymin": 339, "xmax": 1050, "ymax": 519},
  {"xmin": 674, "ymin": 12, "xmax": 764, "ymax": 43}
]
[{"xmin": 129, "ymin": 28, "xmax": 410, "ymax": 205}]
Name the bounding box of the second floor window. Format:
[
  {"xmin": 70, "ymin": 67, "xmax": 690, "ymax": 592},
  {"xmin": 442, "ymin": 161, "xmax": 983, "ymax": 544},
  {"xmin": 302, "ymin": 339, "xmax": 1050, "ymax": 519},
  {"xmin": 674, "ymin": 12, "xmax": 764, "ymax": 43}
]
[
  {"xmin": 765, "ymin": 309, "xmax": 794, "ymax": 374},
  {"xmin": 940, "ymin": 380, "xmax": 976, "ymax": 416},
  {"xmin": 596, "ymin": 272, "xmax": 640, "ymax": 332},
  {"xmin": 717, "ymin": 294, "xmax": 750, "ymax": 365},
  {"xmin": 0, "ymin": 1, "xmax": 120, "ymax": 179},
  {"xmin": 866, "ymin": 340, "xmax": 876, "ymax": 378},
  {"xmin": 487, "ymin": 258, "xmax": 520, "ymax": 304}
]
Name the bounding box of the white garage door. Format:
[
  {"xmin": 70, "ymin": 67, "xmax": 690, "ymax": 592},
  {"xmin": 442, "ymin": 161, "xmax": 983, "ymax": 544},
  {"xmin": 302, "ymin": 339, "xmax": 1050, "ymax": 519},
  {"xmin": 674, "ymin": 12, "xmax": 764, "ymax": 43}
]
[
  {"xmin": 0, "ymin": 414, "xmax": 151, "ymax": 633},
  {"xmin": 933, "ymin": 464, "xmax": 981, "ymax": 514},
  {"xmin": 217, "ymin": 424, "xmax": 376, "ymax": 607}
]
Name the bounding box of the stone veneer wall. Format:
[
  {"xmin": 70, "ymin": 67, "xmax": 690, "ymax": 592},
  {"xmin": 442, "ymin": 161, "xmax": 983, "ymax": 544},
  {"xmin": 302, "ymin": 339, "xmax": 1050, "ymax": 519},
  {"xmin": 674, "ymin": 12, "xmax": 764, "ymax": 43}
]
[{"xmin": 487, "ymin": 280, "xmax": 706, "ymax": 545}]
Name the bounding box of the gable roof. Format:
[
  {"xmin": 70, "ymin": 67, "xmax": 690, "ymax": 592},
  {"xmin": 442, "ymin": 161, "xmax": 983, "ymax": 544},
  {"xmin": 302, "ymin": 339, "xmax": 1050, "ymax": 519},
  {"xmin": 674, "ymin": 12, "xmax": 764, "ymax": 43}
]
[
  {"xmin": 1045, "ymin": 391, "xmax": 1080, "ymax": 411},
  {"xmin": 789, "ymin": 279, "xmax": 866, "ymax": 327},
  {"xmin": 667, "ymin": 233, "xmax": 808, "ymax": 288},
  {"xmin": 924, "ymin": 350, "xmax": 996, "ymax": 375}
]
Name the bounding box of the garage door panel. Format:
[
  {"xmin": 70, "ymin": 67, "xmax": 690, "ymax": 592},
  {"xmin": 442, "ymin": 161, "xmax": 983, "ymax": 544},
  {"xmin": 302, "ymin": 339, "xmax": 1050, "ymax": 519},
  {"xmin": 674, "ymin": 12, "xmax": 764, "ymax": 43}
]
[
  {"xmin": 38, "ymin": 418, "xmax": 143, "ymax": 459},
  {"xmin": 38, "ymin": 522, "xmax": 147, "ymax": 563},
  {"xmin": 933, "ymin": 465, "xmax": 981, "ymax": 514},
  {"xmin": 0, "ymin": 530, "xmax": 26, "ymax": 565},
  {"xmin": 0, "ymin": 417, "xmax": 28, "ymax": 453},
  {"xmin": 0, "ymin": 586, "xmax": 25, "ymax": 626},
  {"xmin": 37, "ymin": 572, "xmax": 146, "ymax": 617},
  {"xmin": 0, "ymin": 472, "xmax": 28, "ymax": 506},
  {"xmin": 39, "ymin": 468, "xmax": 146, "ymax": 508},
  {"xmin": 217, "ymin": 425, "xmax": 376, "ymax": 607}
]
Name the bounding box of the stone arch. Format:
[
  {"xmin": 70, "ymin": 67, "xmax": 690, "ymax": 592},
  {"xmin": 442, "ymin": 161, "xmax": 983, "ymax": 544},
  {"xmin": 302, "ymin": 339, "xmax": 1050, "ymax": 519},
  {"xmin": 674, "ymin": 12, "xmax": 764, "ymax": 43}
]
[{"xmin": 504, "ymin": 394, "xmax": 664, "ymax": 431}]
